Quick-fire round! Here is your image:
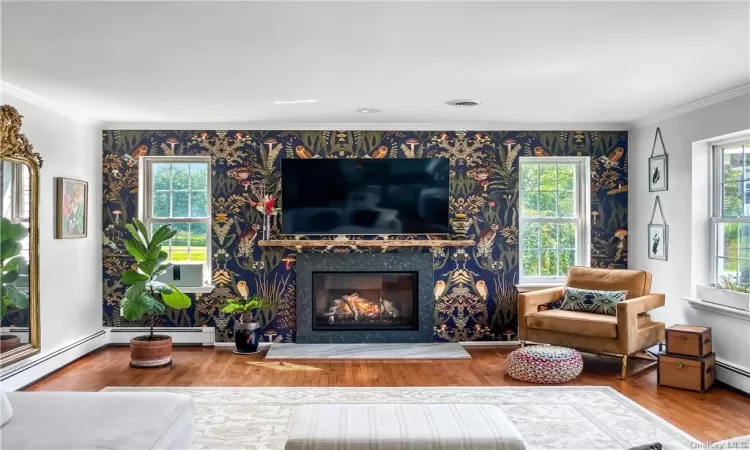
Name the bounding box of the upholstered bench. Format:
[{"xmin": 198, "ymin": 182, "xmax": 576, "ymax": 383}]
[{"xmin": 285, "ymin": 404, "xmax": 527, "ymax": 450}]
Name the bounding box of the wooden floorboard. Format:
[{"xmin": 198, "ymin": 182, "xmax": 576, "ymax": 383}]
[{"xmin": 25, "ymin": 346, "xmax": 750, "ymax": 443}]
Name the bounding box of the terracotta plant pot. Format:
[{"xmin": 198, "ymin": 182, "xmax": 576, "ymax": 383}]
[
  {"xmin": 129, "ymin": 335, "xmax": 172, "ymax": 368},
  {"xmin": 0, "ymin": 335, "xmax": 20, "ymax": 353}
]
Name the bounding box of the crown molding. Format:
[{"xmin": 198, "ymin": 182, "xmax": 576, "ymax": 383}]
[
  {"xmin": 0, "ymin": 81, "xmax": 101, "ymax": 126},
  {"xmin": 632, "ymin": 84, "xmax": 750, "ymax": 129},
  {"xmin": 102, "ymin": 121, "xmax": 630, "ymax": 131}
]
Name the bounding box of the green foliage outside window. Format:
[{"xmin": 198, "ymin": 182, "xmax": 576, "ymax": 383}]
[{"xmin": 520, "ymin": 163, "xmax": 577, "ymax": 277}]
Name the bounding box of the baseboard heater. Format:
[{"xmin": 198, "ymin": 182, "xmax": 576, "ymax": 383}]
[
  {"xmin": 715, "ymin": 359, "xmax": 750, "ymax": 395},
  {"xmin": 107, "ymin": 327, "xmax": 215, "ymax": 346}
]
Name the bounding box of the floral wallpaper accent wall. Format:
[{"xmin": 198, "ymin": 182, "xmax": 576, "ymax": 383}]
[{"xmin": 102, "ymin": 130, "xmax": 628, "ymax": 342}]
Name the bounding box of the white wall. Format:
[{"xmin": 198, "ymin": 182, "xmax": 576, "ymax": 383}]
[
  {"xmin": 0, "ymin": 93, "xmax": 105, "ymax": 390},
  {"xmin": 629, "ymin": 92, "xmax": 750, "ymax": 390}
]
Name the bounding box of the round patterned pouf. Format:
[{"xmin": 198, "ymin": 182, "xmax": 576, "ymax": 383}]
[{"xmin": 507, "ymin": 345, "xmax": 583, "ymax": 384}]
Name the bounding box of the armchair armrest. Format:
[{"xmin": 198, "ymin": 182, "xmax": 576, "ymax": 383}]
[
  {"xmin": 617, "ymin": 293, "xmax": 665, "ymax": 353},
  {"xmin": 518, "ymin": 287, "xmax": 563, "ymax": 340},
  {"xmin": 616, "ymin": 293, "xmax": 665, "ymax": 316}
]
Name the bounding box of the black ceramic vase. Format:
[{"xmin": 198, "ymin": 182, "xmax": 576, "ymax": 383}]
[{"xmin": 233, "ymin": 321, "xmax": 262, "ymax": 354}]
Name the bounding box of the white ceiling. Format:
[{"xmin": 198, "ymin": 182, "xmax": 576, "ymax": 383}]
[{"xmin": 1, "ymin": 1, "xmax": 749, "ymax": 128}]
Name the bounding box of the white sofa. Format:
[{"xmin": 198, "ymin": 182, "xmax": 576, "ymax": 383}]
[{"xmin": 1, "ymin": 391, "xmax": 194, "ymax": 449}]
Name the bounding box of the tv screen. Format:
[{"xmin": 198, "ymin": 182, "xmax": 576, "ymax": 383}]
[{"xmin": 281, "ymin": 158, "xmax": 450, "ymax": 235}]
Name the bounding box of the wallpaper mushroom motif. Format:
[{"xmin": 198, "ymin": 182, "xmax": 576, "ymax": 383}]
[{"xmin": 102, "ymin": 130, "xmax": 628, "ymax": 342}]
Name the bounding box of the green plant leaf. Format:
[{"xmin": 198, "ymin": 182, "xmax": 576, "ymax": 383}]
[
  {"xmin": 162, "ymin": 283, "xmax": 191, "ymax": 309},
  {"xmin": 150, "ymin": 225, "xmax": 178, "ymax": 250},
  {"xmin": 2, "ymin": 256, "xmax": 24, "ymax": 273},
  {"xmin": 122, "ymin": 270, "xmax": 149, "ymax": 285},
  {"xmin": 124, "ymin": 223, "xmax": 147, "ymax": 249},
  {"xmin": 121, "ymin": 292, "xmax": 150, "ymax": 320},
  {"xmin": 4, "ymin": 285, "xmax": 29, "ymax": 309},
  {"xmin": 124, "ymin": 239, "xmax": 147, "ymax": 262},
  {"xmin": 0, "ymin": 219, "xmax": 27, "ymax": 244},
  {"xmin": 146, "ymin": 280, "xmax": 173, "ymax": 294},
  {"xmin": 0, "ymin": 241, "xmax": 21, "ymax": 262},
  {"xmin": 150, "ymin": 262, "xmax": 171, "ymax": 278},
  {"xmin": 221, "ymin": 303, "xmax": 241, "ymax": 314},
  {"xmin": 1, "ymin": 270, "xmax": 19, "ymax": 284},
  {"xmin": 133, "ymin": 218, "xmax": 149, "ymax": 245},
  {"xmin": 124, "ymin": 281, "xmax": 146, "ymax": 303},
  {"xmin": 139, "ymin": 260, "xmax": 171, "ymax": 277}
]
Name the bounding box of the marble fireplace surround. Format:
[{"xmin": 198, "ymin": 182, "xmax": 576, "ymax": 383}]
[{"xmin": 295, "ymin": 253, "xmax": 435, "ymax": 343}]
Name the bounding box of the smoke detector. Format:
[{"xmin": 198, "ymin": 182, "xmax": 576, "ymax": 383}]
[{"xmin": 446, "ymin": 99, "xmax": 483, "ymax": 108}]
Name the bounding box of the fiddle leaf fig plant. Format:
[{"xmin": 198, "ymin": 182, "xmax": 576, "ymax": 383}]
[
  {"xmin": 120, "ymin": 218, "xmax": 192, "ymax": 339},
  {"xmin": 221, "ymin": 295, "xmax": 270, "ymax": 324},
  {"xmin": 0, "ymin": 218, "xmax": 29, "ymax": 319}
]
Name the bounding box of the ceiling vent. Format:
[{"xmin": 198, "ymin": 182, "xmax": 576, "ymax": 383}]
[{"xmin": 446, "ymin": 99, "xmax": 483, "ymax": 108}]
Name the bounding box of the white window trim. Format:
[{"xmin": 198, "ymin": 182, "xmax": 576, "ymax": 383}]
[
  {"xmin": 709, "ymin": 137, "xmax": 750, "ymax": 285},
  {"xmin": 138, "ymin": 156, "xmax": 213, "ymax": 288},
  {"xmin": 518, "ymin": 156, "xmax": 591, "ymax": 285}
]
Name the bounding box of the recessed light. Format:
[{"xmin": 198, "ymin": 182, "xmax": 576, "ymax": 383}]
[
  {"xmin": 446, "ymin": 99, "xmax": 483, "ymax": 108},
  {"xmin": 272, "ymin": 99, "xmax": 318, "ymax": 105},
  {"xmin": 356, "ymin": 108, "xmax": 381, "ymax": 114}
]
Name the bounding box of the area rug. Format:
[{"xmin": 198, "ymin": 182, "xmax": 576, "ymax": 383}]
[{"xmin": 101, "ymin": 386, "xmax": 698, "ymax": 450}]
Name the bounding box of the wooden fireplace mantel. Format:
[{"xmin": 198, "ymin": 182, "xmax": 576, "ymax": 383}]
[{"xmin": 258, "ymin": 239, "xmax": 475, "ymax": 248}]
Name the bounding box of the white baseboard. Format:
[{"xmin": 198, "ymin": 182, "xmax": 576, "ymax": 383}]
[
  {"xmin": 0, "ymin": 330, "xmax": 108, "ymax": 391},
  {"xmin": 106, "ymin": 327, "xmax": 215, "ymax": 346},
  {"xmin": 716, "ymin": 358, "xmax": 750, "ymax": 394}
]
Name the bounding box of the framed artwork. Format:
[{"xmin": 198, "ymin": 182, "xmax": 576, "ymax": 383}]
[
  {"xmin": 648, "ymin": 224, "xmax": 668, "ymax": 261},
  {"xmin": 649, "ymin": 127, "xmax": 668, "ymax": 192},
  {"xmin": 56, "ymin": 177, "xmax": 88, "ymax": 239},
  {"xmin": 648, "ymin": 196, "xmax": 668, "ymax": 261}
]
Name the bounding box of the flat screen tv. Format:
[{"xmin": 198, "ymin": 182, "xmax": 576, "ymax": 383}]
[{"xmin": 281, "ymin": 158, "xmax": 450, "ymax": 235}]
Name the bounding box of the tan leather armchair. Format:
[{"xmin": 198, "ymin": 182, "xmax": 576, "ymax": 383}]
[{"xmin": 518, "ymin": 267, "xmax": 665, "ymax": 379}]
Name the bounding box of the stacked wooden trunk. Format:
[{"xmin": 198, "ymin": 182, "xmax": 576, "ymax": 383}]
[{"xmin": 658, "ymin": 325, "xmax": 715, "ymax": 392}]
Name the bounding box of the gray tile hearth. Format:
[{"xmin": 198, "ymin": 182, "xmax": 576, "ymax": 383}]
[{"xmin": 264, "ymin": 343, "xmax": 471, "ymax": 360}]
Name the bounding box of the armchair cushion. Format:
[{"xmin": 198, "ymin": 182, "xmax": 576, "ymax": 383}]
[
  {"xmin": 561, "ymin": 286, "xmax": 627, "ymax": 316},
  {"xmin": 526, "ymin": 309, "xmax": 618, "ymax": 339}
]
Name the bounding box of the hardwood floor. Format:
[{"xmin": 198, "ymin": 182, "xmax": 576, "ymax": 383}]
[{"xmin": 26, "ymin": 346, "xmax": 750, "ymax": 443}]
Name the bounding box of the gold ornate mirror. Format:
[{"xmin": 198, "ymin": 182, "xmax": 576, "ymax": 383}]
[{"xmin": 0, "ymin": 105, "xmax": 41, "ymax": 367}]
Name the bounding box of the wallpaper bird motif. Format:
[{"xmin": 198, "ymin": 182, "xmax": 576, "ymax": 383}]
[{"xmin": 102, "ymin": 130, "xmax": 628, "ymax": 342}]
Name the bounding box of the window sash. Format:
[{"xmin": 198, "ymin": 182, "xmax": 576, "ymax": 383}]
[
  {"xmin": 713, "ymin": 140, "xmax": 750, "ymax": 218},
  {"xmin": 518, "ymin": 157, "xmax": 590, "ymax": 284},
  {"xmin": 139, "ymin": 156, "xmax": 212, "ymax": 285}
]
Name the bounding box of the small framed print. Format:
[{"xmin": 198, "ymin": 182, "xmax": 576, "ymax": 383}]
[
  {"xmin": 648, "ymin": 223, "xmax": 668, "ymax": 261},
  {"xmin": 56, "ymin": 177, "xmax": 88, "ymax": 239},
  {"xmin": 649, "ymin": 154, "xmax": 668, "ymax": 192}
]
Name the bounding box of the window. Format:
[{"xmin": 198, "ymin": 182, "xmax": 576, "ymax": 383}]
[
  {"xmin": 1, "ymin": 161, "xmax": 31, "ymax": 255},
  {"xmin": 711, "ymin": 139, "xmax": 750, "ymax": 284},
  {"xmin": 519, "ymin": 157, "xmax": 590, "ymax": 284},
  {"xmin": 139, "ymin": 156, "xmax": 211, "ymax": 288}
]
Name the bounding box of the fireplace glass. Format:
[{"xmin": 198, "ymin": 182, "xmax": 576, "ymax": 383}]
[{"xmin": 312, "ymin": 272, "xmax": 418, "ymax": 331}]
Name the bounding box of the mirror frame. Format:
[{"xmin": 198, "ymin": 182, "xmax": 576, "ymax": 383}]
[{"xmin": 1, "ymin": 105, "xmax": 42, "ymax": 367}]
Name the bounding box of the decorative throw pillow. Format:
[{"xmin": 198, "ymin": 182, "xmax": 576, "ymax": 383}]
[{"xmin": 560, "ymin": 286, "xmax": 627, "ymax": 316}]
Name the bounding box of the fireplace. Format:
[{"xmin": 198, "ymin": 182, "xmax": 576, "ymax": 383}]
[
  {"xmin": 296, "ymin": 253, "xmax": 434, "ymax": 343},
  {"xmin": 312, "ymin": 272, "xmax": 418, "ymax": 331}
]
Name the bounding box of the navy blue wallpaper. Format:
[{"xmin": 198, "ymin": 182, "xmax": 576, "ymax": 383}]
[{"xmin": 102, "ymin": 130, "xmax": 628, "ymax": 342}]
